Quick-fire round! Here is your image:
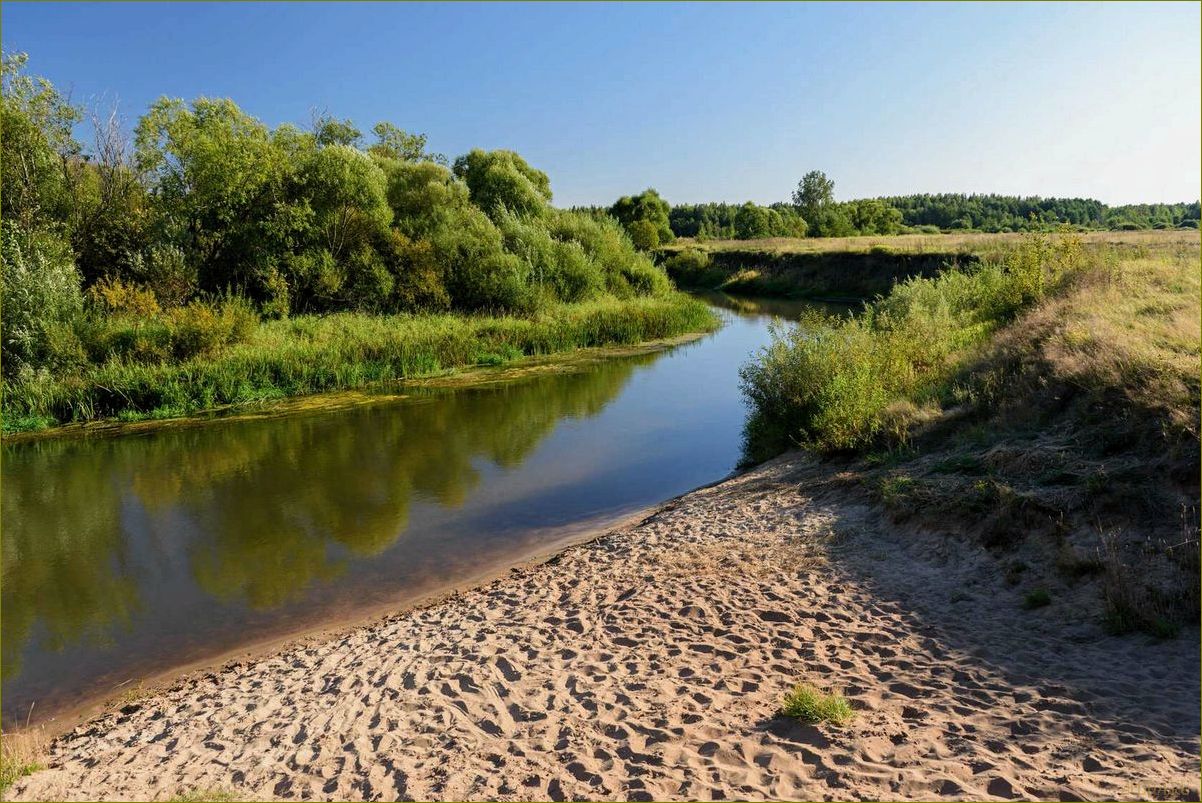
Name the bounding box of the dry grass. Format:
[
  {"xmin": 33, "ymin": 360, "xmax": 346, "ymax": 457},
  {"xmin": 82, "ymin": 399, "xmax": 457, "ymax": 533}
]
[
  {"xmin": 0, "ymin": 730, "xmax": 46, "ymax": 795},
  {"xmin": 671, "ymin": 228, "xmax": 1198, "ymax": 256},
  {"xmin": 828, "ymin": 233, "xmax": 1200, "ymax": 635}
]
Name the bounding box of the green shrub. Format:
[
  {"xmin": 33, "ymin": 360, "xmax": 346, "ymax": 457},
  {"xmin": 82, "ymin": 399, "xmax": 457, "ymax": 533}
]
[
  {"xmin": 780, "ymin": 684, "xmax": 854, "ymax": 726},
  {"xmin": 0, "ymin": 222, "xmax": 84, "ymax": 376},
  {"xmin": 661, "ymin": 248, "xmax": 713, "ymax": 284},
  {"xmin": 740, "ymin": 232, "xmax": 1085, "ymax": 457},
  {"xmin": 2, "ymin": 295, "xmax": 717, "ymax": 430},
  {"xmin": 546, "ymin": 211, "xmax": 669, "ymax": 298},
  {"xmin": 627, "ymin": 219, "xmax": 660, "ymax": 251},
  {"xmin": 167, "ymin": 297, "xmax": 257, "ymax": 360}
]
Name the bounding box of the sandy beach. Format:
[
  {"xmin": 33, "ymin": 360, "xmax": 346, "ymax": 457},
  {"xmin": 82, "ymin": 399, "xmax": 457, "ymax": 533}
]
[{"xmin": 8, "ymin": 453, "xmax": 1199, "ymax": 802}]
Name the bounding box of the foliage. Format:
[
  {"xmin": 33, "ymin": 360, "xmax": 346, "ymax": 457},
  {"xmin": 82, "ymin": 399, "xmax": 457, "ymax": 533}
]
[
  {"xmin": 879, "ymin": 194, "xmax": 1200, "ymax": 232},
  {"xmin": 451, "ymin": 148, "xmax": 552, "ymax": 219},
  {"xmin": 0, "ymin": 222, "xmax": 84, "ymax": 377},
  {"xmin": 667, "ymin": 169, "xmax": 1198, "ymax": 240},
  {"xmin": 610, "ymin": 188, "xmax": 673, "ymax": 246},
  {"xmin": 740, "ymin": 232, "xmax": 1086, "ymax": 457},
  {"xmin": 368, "ymin": 121, "xmax": 445, "ymax": 164},
  {"xmin": 660, "ymin": 248, "xmax": 713, "ymax": 284},
  {"xmin": 0, "ymin": 52, "xmax": 82, "ymax": 230},
  {"xmin": 0, "ymin": 53, "xmax": 689, "ymax": 423},
  {"xmin": 668, "ymin": 202, "xmax": 806, "ymax": 239},
  {"xmin": 627, "ymin": 219, "xmax": 660, "ymax": 251},
  {"xmin": 2, "ymin": 295, "xmax": 717, "ymax": 431},
  {"xmin": 791, "ymin": 169, "xmax": 835, "ymax": 223}
]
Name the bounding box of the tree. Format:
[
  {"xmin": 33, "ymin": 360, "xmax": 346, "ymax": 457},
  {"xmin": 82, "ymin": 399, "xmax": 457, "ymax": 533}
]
[
  {"xmin": 734, "ymin": 202, "xmax": 772, "ymax": 239},
  {"xmin": 452, "ymin": 149, "xmax": 552, "ymax": 220},
  {"xmin": 609, "ymin": 188, "xmax": 673, "ymax": 244},
  {"xmin": 312, "ymin": 112, "xmax": 362, "ymax": 148},
  {"xmin": 627, "ymin": 219, "xmax": 659, "ymax": 251},
  {"xmin": 0, "ymin": 52, "xmax": 83, "ymax": 230},
  {"xmin": 135, "ymin": 96, "xmax": 294, "ymax": 295},
  {"xmin": 369, "ymin": 122, "xmax": 444, "ymax": 164},
  {"xmin": 296, "ymin": 144, "xmax": 391, "ymax": 260},
  {"xmin": 792, "ymin": 170, "xmax": 835, "ymax": 221}
]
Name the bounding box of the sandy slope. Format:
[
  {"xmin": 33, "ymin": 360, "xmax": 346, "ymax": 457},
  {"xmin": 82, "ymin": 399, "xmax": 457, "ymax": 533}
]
[{"xmin": 8, "ymin": 454, "xmax": 1199, "ymax": 802}]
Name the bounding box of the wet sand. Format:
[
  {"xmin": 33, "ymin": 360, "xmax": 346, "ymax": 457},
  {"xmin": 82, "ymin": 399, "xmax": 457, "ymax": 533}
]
[{"xmin": 8, "ymin": 453, "xmax": 1198, "ymax": 801}]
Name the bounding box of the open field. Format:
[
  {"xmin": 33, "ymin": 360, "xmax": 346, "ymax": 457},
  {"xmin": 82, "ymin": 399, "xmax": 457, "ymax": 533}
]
[{"xmin": 667, "ymin": 228, "xmax": 1200, "ymax": 256}]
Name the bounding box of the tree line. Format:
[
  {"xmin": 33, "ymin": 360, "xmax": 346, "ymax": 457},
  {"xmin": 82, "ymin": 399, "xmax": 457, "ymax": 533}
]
[
  {"xmin": 596, "ymin": 171, "xmax": 1200, "ymax": 245},
  {"xmin": 0, "ymin": 52, "xmax": 672, "ymax": 379}
]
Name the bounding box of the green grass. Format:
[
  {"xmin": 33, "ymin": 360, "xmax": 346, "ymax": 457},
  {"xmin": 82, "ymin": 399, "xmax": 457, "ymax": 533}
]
[
  {"xmin": 170, "ymin": 789, "xmax": 240, "ymax": 802},
  {"xmin": 0, "ymin": 749, "xmax": 41, "ymax": 796},
  {"xmin": 739, "ymin": 230, "xmax": 1095, "ymax": 458},
  {"xmin": 780, "ymin": 684, "xmax": 855, "ymax": 727},
  {"xmin": 2, "ymin": 294, "xmax": 717, "ymax": 434},
  {"xmin": 1022, "ymin": 589, "xmax": 1051, "ymax": 609},
  {"xmin": 743, "ymin": 229, "xmax": 1199, "ymax": 635}
]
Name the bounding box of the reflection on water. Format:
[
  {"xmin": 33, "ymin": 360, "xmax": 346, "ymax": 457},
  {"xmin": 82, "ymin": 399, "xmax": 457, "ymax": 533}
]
[{"xmin": 1, "ymin": 297, "xmax": 821, "ymax": 726}]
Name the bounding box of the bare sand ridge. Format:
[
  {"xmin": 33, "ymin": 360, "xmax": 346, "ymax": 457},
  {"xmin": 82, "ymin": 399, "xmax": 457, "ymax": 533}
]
[{"xmin": 8, "ymin": 454, "xmax": 1199, "ymax": 801}]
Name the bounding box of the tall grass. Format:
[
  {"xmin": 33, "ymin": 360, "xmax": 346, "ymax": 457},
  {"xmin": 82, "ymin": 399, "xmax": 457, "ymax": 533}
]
[
  {"xmin": 740, "ymin": 231, "xmax": 1086, "ymax": 458},
  {"xmin": 2, "ymin": 294, "xmax": 717, "ymax": 433}
]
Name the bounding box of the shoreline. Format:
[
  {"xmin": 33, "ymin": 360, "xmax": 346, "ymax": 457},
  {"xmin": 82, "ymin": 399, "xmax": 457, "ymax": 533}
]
[
  {"xmin": 1, "ymin": 329, "xmax": 712, "ymax": 447},
  {"xmin": 7, "ymin": 452, "xmax": 1197, "ymax": 801},
  {"xmin": 4, "ymin": 460, "xmax": 746, "ymax": 739}
]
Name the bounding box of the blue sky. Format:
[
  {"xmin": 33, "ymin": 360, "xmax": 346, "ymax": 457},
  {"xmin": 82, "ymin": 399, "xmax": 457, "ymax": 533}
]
[{"xmin": 3, "ymin": 2, "xmax": 1198, "ymax": 206}]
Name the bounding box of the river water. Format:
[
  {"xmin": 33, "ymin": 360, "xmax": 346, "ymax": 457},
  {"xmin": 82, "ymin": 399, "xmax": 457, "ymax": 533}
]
[{"xmin": 0, "ymin": 293, "xmax": 827, "ymax": 727}]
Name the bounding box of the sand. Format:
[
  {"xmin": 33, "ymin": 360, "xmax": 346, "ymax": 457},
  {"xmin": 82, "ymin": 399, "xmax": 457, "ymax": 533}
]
[{"xmin": 8, "ymin": 453, "xmax": 1199, "ymax": 802}]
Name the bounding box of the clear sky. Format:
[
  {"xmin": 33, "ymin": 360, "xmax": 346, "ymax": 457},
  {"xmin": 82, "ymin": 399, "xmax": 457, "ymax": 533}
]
[{"xmin": 2, "ymin": 2, "xmax": 1198, "ymax": 207}]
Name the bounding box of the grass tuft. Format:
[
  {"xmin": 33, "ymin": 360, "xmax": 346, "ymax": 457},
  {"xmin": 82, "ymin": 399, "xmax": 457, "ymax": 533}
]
[
  {"xmin": 170, "ymin": 788, "xmax": 241, "ymax": 802},
  {"xmin": 0, "ymin": 733, "xmax": 44, "ymax": 796},
  {"xmin": 780, "ymin": 684, "xmax": 855, "ymax": 727},
  {"xmin": 1022, "ymin": 589, "xmax": 1051, "ymax": 609}
]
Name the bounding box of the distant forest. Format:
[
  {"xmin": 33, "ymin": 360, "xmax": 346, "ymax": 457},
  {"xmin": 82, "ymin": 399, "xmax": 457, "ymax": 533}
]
[{"xmin": 579, "ymin": 175, "xmax": 1201, "ymax": 246}]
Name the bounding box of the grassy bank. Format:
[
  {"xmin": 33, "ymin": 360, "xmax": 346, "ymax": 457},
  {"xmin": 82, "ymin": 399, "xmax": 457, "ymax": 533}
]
[
  {"xmin": 2, "ymin": 294, "xmax": 717, "ymax": 434},
  {"xmin": 740, "ymin": 229, "xmax": 1200, "ymax": 634},
  {"xmin": 662, "ymin": 229, "xmax": 1198, "ymax": 301}
]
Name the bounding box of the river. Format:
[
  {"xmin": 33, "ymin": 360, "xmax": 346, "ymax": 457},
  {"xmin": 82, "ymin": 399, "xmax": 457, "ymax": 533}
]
[{"xmin": 0, "ymin": 293, "xmax": 829, "ymax": 728}]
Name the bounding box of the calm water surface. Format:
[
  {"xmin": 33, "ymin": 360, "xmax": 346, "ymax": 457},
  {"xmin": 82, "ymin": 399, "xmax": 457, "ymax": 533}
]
[{"xmin": 1, "ymin": 294, "xmax": 826, "ymax": 727}]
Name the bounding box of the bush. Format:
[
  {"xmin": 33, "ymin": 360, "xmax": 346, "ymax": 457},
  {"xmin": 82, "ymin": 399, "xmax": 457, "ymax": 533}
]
[
  {"xmin": 0, "ymin": 223, "xmax": 83, "ymax": 376},
  {"xmin": 661, "ymin": 248, "xmax": 712, "ymax": 285},
  {"xmin": 546, "ymin": 211, "xmax": 669, "ymax": 298},
  {"xmin": 87, "ymin": 276, "xmax": 161, "ymax": 317},
  {"xmin": 167, "ymin": 296, "xmax": 257, "ymax": 360},
  {"xmin": 132, "ymin": 244, "xmax": 197, "ymax": 308},
  {"xmin": 627, "ymin": 219, "xmax": 660, "ymax": 251},
  {"xmin": 740, "ymin": 232, "xmax": 1084, "ymax": 457}
]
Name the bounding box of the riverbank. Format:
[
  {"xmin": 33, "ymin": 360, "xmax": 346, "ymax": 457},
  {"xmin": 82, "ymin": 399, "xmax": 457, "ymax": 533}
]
[
  {"xmin": 1, "ymin": 294, "xmax": 718, "ymax": 438},
  {"xmin": 7, "ymin": 452, "xmax": 1197, "ymax": 802},
  {"xmin": 0, "ymin": 328, "xmax": 711, "ymax": 447},
  {"xmin": 659, "ymin": 229, "xmax": 1199, "ymax": 300}
]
